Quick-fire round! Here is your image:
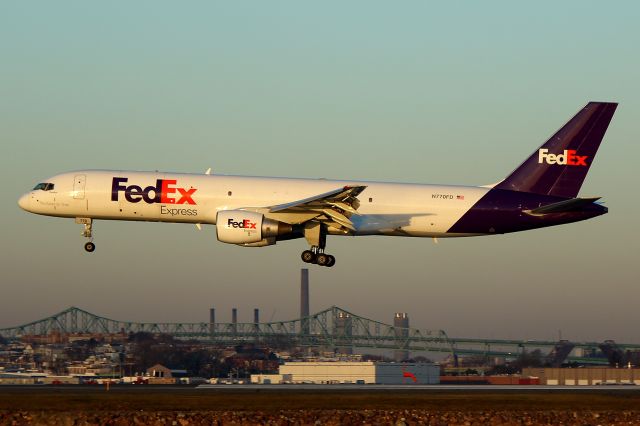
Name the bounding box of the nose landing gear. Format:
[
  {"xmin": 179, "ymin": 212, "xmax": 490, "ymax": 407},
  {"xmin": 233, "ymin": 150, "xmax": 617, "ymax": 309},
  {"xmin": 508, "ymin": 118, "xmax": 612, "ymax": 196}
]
[{"xmin": 76, "ymin": 217, "xmax": 95, "ymax": 253}]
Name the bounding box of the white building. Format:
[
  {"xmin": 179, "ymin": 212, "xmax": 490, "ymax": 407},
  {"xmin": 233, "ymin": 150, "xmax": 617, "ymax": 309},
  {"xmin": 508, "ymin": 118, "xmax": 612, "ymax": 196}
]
[{"xmin": 251, "ymin": 361, "xmax": 439, "ymax": 385}]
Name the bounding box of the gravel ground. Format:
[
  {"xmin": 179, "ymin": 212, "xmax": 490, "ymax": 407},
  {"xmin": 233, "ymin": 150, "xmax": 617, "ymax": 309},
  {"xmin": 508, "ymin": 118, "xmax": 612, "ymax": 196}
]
[
  {"xmin": 2, "ymin": 388, "xmax": 640, "ymax": 425},
  {"xmin": 2, "ymin": 409, "xmax": 640, "ymax": 425}
]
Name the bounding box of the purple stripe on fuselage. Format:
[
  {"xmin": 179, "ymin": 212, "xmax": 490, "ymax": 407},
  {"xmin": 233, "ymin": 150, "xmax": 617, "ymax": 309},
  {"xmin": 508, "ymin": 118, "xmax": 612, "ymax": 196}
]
[{"xmin": 447, "ymin": 189, "xmax": 607, "ymax": 235}]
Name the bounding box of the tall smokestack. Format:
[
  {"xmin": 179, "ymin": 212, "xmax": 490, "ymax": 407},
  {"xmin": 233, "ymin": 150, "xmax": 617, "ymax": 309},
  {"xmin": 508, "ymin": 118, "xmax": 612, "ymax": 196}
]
[
  {"xmin": 301, "ymin": 268, "xmax": 310, "ymax": 335},
  {"xmin": 232, "ymin": 308, "xmax": 238, "ymax": 334},
  {"xmin": 209, "ymin": 308, "xmax": 215, "ymax": 336},
  {"xmin": 335, "ymin": 312, "xmax": 353, "ymax": 355},
  {"xmin": 253, "ymin": 308, "xmax": 260, "ymax": 341},
  {"xmin": 394, "ymin": 312, "xmax": 410, "ymax": 362},
  {"xmin": 301, "ymin": 268, "xmax": 309, "ymax": 318}
]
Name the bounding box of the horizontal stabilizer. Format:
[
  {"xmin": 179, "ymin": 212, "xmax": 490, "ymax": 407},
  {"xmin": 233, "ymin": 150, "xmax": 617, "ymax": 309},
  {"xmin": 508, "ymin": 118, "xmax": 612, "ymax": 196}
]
[{"xmin": 524, "ymin": 197, "xmax": 601, "ymax": 216}]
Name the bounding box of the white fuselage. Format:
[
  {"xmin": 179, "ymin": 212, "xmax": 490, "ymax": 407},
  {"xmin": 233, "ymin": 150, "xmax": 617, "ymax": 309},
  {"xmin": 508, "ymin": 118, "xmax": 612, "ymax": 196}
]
[
  {"xmin": 19, "ymin": 170, "xmax": 490, "ymax": 238},
  {"xmin": 17, "ymin": 103, "xmax": 615, "ymax": 263}
]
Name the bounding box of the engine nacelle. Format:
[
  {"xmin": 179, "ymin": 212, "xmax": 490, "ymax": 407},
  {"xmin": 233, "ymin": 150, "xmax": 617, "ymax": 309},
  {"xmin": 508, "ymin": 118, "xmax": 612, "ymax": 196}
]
[
  {"xmin": 215, "ymin": 210, "xmax": 291, "ymax": 245},
  {"xmin": 239, "ymin": 237, "xmax": 276, "ymax": 247}
]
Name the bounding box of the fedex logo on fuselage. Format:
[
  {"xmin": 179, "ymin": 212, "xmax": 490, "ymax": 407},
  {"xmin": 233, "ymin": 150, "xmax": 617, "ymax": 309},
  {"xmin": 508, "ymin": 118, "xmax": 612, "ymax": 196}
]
[
  {"xmin": 111, "ymin": 177, "xmax": 197, "ymax": 204},
  {"xmin": 227, "ymin": 218, "xmax": 257, "ymax": 229},
  {"xmin": 538, "ymin": 149, "xmax": 588, "ymax": 166}
]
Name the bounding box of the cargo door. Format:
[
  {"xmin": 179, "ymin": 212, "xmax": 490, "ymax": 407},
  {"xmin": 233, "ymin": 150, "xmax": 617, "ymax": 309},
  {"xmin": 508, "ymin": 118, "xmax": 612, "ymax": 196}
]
[{"xmin": 73, "ymin": 174, "xmax": 86, "ymax": 199}]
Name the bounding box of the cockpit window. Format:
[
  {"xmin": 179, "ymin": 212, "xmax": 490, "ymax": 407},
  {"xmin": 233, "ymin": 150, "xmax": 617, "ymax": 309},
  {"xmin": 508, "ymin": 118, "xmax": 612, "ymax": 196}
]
[{"xmin": 33, "ymin": 183, "xmax": 54, "ymax": 191}]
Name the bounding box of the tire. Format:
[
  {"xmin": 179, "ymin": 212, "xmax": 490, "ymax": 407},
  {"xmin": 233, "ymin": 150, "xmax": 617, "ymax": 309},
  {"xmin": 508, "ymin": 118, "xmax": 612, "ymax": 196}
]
[
  {"xmin": 326, "ymin": 255, "xmax": 336, "ymax": 267},
  {"xmin": 301, "ymin": 250, "xmax": 315, "ymax": 263},
  {"xmin": 84, "ymin": 242, "xmax": 96, "ymax": 252},
  {"xmin": 316, "ymin": 253, "xmax": 328, "ymax": 266}
]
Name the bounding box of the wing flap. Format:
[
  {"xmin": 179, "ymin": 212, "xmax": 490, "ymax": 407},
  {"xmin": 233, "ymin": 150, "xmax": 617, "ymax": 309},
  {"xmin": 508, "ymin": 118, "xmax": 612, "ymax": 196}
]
[
  {"xmin": 321, "ymin": 209, "xmax": 356, "ymax": 231},
  {"xmin": 267, "ymin": 185, "xmax": 366, "ymax": 231}
]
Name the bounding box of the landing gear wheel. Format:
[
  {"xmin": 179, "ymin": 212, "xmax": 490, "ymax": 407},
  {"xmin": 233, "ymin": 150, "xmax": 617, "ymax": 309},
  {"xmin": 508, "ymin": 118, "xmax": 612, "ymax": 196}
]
[
  {"xmin": 326, "ymin": 255, "xmax": 336, "ymax": 267},
  {"xmin": 301, "ymin": 250, "xmax": 315, "ymax": 263},
  {"xmin": 84, "ymin": 242, "xmax": 96, "ymax": 253},
  {"xmin": 316, "ymin": 253, "xmax": 329, "ymax": 266}
]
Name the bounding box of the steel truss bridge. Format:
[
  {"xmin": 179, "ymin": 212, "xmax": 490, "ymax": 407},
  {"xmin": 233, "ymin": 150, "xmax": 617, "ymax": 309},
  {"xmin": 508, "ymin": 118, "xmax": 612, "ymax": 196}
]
[{"xmin": 2, "ymin": 306, "xmax": 639, "ymax": 365}]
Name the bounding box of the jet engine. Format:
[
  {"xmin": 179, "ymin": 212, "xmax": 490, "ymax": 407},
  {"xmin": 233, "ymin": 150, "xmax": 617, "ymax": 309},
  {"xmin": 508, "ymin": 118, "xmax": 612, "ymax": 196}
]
[{"xmin": 215, "ymin": 210, "xmax": 292, "ymax": 246}]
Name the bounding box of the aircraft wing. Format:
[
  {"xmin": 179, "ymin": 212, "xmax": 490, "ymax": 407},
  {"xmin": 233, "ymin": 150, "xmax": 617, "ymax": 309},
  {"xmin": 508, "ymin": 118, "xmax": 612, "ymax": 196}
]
[{"xmin": 265, "ymin": 185, "xmax": 367, "ymax": 231}]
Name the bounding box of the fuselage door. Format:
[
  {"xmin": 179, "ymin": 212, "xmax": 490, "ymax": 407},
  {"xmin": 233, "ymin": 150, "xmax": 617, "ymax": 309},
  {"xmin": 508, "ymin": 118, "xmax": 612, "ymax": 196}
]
[{"xmin": 73, "ymin": 174, "xmax": 86, "ymax": 199}]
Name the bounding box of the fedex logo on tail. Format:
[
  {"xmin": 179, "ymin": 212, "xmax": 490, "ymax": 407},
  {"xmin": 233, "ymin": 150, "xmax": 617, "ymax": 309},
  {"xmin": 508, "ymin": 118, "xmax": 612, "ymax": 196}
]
[
  {"xmin": 111, "ymin": 177, "xmax": 197, "ymax": 204},
  {"xmin": 538, "ymin": 149, "xmax": 588, "ymax": 166}
]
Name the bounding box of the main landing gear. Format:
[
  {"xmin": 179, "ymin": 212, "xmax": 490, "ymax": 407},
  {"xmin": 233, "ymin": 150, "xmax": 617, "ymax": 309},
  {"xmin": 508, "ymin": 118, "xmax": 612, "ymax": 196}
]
[
  {"xmin": 301, "ymin": 247, "xmax": 336, "ymax": 267},
  {"xmin": 76, "ymin": 218, "xmax": 95, "ymax": 253},
  {"xmin": 301, "ymin": 222, "xmax": 336, "ymax": 267}
]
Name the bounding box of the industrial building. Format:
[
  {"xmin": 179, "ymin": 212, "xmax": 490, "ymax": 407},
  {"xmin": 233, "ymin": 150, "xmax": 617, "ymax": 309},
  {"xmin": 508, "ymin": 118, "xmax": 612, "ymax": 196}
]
[
  {"xmin": 251, "ymin": 361, "xmax": 440, "ymax": 385},
  {"xmin": 522, "ymin": 367, "xmax": 640, "ymax": 385}
]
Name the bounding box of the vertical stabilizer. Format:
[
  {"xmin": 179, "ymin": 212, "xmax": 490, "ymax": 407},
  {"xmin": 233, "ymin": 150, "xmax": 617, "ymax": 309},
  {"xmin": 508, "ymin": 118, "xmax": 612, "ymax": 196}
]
[{"xmin": 495, "ymin": 102, "xmax": 617, "ymax": 198}]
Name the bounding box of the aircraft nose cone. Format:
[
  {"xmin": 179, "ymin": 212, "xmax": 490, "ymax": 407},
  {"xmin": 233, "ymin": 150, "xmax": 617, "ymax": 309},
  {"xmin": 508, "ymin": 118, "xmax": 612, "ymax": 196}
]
[{"xmin": 18, "ymin": 193, "xmax": 30, "ymax": 211}]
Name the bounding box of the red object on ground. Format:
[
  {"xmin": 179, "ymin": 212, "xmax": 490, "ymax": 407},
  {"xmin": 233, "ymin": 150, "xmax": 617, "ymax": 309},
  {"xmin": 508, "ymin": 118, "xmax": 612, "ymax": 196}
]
[{"xmin": 403, "ymin": 371, "xmax": 417, "ymax": 383}]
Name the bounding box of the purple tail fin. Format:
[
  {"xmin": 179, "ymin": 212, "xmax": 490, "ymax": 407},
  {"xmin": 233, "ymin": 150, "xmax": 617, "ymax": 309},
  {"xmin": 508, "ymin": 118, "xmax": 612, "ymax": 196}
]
[{"xmin": 495, "ymin": 102, "xmax": 617, "ymax": 198}]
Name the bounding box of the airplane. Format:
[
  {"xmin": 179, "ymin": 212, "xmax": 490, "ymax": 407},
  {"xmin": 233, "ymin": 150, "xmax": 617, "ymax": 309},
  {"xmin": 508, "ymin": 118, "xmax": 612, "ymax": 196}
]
[{"xmin": 18, "ymin": 102, "xmax": 616, "ymax": 267}]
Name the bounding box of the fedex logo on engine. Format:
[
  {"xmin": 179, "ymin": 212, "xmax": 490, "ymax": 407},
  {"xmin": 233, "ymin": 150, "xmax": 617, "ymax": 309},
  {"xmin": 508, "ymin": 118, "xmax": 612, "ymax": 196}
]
[
  {"xmin": 538, "ymin": 149, "xmax": 588, "ymax": 166},
  {"xmin": 111, "ymin": 177, "xmax": 197, "ymax": 204},
  {"xmin": 227, "ymin": 218, "xmax": 257, "ymax": 229}
]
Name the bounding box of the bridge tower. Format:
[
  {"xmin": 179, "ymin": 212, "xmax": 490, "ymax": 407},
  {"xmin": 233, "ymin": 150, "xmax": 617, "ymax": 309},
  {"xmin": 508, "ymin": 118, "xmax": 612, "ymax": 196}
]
[{"xmin": 394, "ymin": 312, "xmax": 410, "ymax": 361}]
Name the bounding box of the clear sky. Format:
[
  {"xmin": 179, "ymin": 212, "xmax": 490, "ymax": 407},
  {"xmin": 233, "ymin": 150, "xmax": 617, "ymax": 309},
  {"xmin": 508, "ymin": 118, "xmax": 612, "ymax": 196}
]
[{"xmin": 1, "ymin": 2, "xmax": 638, "ymax": 342}]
